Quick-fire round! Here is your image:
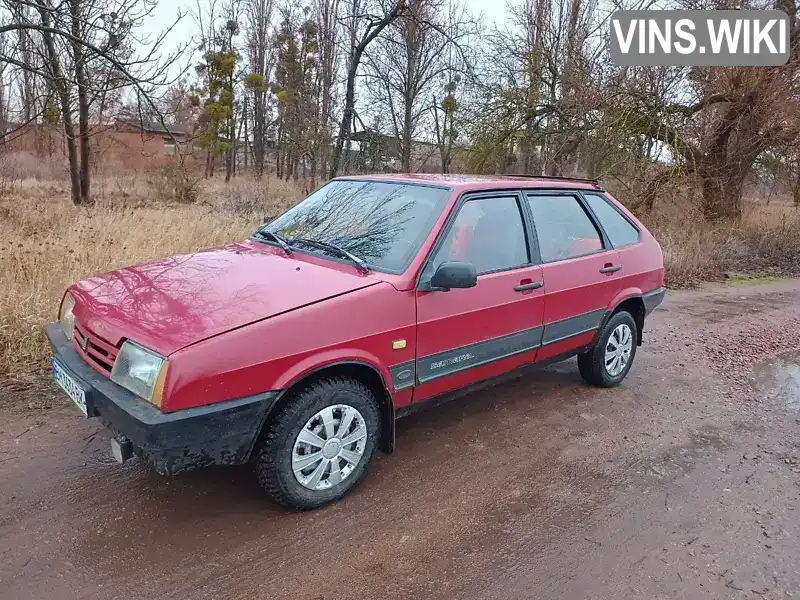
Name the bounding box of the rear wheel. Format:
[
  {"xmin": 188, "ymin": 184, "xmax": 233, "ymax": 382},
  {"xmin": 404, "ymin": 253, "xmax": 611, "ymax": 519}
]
[
  {"xmin": 254, "ymin": 376, "xmax": 381, "ymax": 511},
  {"xmin": 578, "ymin": 311, "xmax": 637, "ymax": 387}
]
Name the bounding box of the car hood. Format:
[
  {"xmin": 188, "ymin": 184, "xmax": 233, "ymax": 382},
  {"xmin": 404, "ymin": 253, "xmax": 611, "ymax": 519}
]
[{"xmin": 70, "ymin": 241, "xmax": 380, "ymax": 356}]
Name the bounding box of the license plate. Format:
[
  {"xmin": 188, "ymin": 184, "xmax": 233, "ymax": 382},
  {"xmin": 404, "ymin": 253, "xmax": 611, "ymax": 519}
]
[{"xmin": 52, "ymin": 359, "xmax": 88, "ymax": 416}]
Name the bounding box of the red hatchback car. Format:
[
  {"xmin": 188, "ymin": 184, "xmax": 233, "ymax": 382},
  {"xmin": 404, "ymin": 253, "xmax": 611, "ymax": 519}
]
[{"xmin": 48, "ymin": 174, "xmax": 665, "ymax": 509}]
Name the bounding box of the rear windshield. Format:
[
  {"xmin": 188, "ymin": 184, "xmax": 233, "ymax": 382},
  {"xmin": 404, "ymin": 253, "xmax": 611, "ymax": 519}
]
[{"xmin": 259, "ymin": 180, "xmax": 450, "ymax": 273}]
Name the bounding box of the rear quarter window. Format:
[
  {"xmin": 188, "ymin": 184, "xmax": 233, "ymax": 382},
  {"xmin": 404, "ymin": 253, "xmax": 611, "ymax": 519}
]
[{"xmin": 584, "ymin": 193, "xmax": 641, "ymax": 248}]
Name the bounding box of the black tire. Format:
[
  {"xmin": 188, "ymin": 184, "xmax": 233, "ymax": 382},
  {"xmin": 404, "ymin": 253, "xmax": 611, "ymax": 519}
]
[
  {"xmin": 578, "ymin": 311, "xmax": 638, "ymax": 387},
  {"xmin": 254, "ymin": 376, "xmax": 381, "ymax": 511}
]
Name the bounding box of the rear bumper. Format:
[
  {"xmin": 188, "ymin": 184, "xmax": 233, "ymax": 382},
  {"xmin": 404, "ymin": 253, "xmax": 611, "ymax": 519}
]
[
  {"xmin": 643, "ymin": 287, "xmax": 666, "ymax": 315},
  {"xmin": 47, "ymin": 323, "xmax": 279, "ymax": 474}
]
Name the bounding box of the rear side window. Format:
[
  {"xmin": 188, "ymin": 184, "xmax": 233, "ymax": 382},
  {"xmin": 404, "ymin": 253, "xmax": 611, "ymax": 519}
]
[
  {"xmin": 428, "ymin": 196, "xmax": 528, "ymax": 275},
  {"xmin": 527, "ymin": 194, "xmax": 604, "ymax": 263},
  {"xmin": 584, "ymin": 193, "xmax": 640, "ymax": 248}
]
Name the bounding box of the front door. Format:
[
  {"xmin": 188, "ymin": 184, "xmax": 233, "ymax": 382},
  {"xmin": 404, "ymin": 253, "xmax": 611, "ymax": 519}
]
[
  {"xmin": 414, "ymin": 192, "xmax": 546, "ymax": 402},
  {"xmin": 524, "ymin": 191, "xmax": 623, "ymax": 361}
]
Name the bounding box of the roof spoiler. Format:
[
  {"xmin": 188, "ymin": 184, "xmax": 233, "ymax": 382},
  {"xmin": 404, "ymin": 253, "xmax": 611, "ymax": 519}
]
[{"xmin": 506, "ymin": 174, "xmax": 604, "ymax": 191}]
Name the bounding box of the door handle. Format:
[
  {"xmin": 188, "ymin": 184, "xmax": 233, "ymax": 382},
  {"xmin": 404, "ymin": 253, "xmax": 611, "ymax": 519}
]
[
  {"xmin": 514, "ymin": 280, "xmax": 544, "ymax": 291},
  {"xmin": 599, "ymin": 265, "xmax": 622, "ymax": 274}
]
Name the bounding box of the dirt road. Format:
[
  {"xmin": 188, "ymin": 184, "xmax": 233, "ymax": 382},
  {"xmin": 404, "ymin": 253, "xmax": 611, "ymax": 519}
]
[{"xmin": 2, "ymin": 280, "xmax": 799, "ymax": 600}]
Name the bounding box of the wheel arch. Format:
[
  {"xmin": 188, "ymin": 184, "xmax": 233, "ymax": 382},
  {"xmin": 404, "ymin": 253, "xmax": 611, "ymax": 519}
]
[
  {"xmin": 248, "ymin": 360, "xmax": 396, "ymax": 461},
  {"xmin": 598, "ymin": 290, "xmax": 646, "ymax": 347}
]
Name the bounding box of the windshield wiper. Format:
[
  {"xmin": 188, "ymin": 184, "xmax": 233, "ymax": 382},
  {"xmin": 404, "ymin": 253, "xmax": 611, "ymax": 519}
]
[
  {"xmin": 252, "ymin": 230, "xmax": 292, "ymax": 255},
  {"xmin": 292, "ymin": 238, "xmax": 369, "ymax": 273}
]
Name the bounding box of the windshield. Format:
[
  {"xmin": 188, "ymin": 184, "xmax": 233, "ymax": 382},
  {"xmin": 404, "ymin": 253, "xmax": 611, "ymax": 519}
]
[{"xmin": 257, "ymin": 180, "xmax": 450, "ymax": 273}]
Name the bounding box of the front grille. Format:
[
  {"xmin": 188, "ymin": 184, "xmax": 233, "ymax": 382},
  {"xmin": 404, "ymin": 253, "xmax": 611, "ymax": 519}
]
[{"xmin": 73, "ymin": 323, "xmax": 118, "ymax": 376}]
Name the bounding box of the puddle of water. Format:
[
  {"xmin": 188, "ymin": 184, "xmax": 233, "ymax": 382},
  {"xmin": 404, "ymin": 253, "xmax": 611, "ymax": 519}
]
[{"xmin": 755, "ymin": 352, "xmax": 800, "ymax": 410}]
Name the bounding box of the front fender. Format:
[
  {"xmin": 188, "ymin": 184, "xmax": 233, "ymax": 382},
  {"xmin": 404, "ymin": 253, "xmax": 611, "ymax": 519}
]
[
  {"xmin": 272, "ymin": 349, "xmax": 402, "ymax": 456},
  {"xmin": 274, "ymin": 348, "xmax": 392, "ymax": 393}
]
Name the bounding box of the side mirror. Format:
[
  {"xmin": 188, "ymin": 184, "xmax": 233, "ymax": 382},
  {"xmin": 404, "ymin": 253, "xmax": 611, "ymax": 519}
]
[{"xmin": 428, "ymin": 261, "xmax": 477, "ymax": 291}]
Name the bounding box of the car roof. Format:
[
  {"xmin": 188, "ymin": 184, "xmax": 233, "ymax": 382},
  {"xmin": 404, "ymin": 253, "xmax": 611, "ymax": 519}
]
[{"xmin": 334, "ymin": 173, "xmax": 605, "ymax": 192}]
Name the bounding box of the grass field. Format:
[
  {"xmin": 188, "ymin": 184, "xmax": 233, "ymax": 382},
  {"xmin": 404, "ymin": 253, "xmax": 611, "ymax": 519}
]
[
  {"xmin": 1, "ymin": 175, "xmax": 799, "ymax": 376},
  {"xmin": 0, "ymin": 176, "xmax": 301, "ymax": 376}
]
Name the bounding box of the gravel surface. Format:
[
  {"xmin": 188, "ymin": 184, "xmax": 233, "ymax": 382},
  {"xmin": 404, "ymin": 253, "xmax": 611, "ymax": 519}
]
[{"xmin": 1, "ymin": 278, "xmax": 799, "ymax": 600}]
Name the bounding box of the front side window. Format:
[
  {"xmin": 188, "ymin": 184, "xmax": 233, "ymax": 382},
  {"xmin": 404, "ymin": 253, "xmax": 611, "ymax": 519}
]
[
  {"xmin": 583, "ymin": 193, "xmax": 640, "ymax": 248},
  {"xmin": 259, "ymin": 180, "xmax": 450, "ymax": 273},
  {"xmin": 427, "ymin": 196, "xmax": 528, "ymax": 276},
  {"xmin": 527, "ymin": 194, "xmax": 604, "ymax": 263}
]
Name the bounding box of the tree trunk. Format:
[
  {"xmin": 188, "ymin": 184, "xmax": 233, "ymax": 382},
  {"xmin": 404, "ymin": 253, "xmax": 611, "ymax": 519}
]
[
  {"xmin": 309, "ymin": 151, "xmax": 317, "ymax": 191},
  {"xmin": 401, "ymin": 99, "xmax": 412, "ymax": 172},
  {"xmin": 0, "ymin": 69, "xmax": 6, "ymax": 137},
  {"xmin": 793, "ymin": 161, "xmax": 800, "ymax": 207},
  {"xmin": 226, "ymin": 117, "xmax": 235, "ymax": 182},
  {"xmin": 37, "ymin": 2, "xmax": 81, "ymax": 205},
  {"xmin": 401, "ymin": 12, "xmax": 416, "ymax": 173},
  {"xmin": 331, "ymin": 57, "xmax": 359, "ymax": 178},
  {"xmin": 253, "ymin": 93, "xmax": 264, "ymax": 176},
  {"xmin": 13, "ymin": 4, "xmax": 35, "ymax": 122},
  {"xmin": 432, "ymin": 97, "xmax": 448, "ymax": 174},
  {"xmin": 70, "ymin": 0, "xmax": 91, "ymax": 204},
  {"xmin": 77, "ymin": 89, "xmax": 91, "ymax": 204},
  {"xmin": 318, "ymin": 0, "xmax": 338, "ymax": 182},
  {"xmin": 547, "ymin": 133, "xmax": 582, "ymax": 177},
  {"xmin": 700, "ymin": 170, "xmax": 744, "ymax": 221},
  {"xmin": 243, "ymin": 98, "xmax": 249, "ymax": 171},
  {"xmin": 252, "ymin": 86, "xmax": 265, "ymax": 177}
]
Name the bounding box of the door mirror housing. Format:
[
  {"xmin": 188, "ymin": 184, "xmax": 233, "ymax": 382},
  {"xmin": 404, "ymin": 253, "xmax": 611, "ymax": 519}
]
[{"xmin": 427, "ymin": 261, "xmax": 477, "ymax": 291}]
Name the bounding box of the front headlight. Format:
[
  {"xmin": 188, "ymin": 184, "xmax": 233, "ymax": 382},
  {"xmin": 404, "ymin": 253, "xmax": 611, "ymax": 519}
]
[
  {"xmin": 111, "ymin": 341, "xmax": 168, "ymax": 406},
  {"xmin": 59, "ymin": 292, "xmax": 76, "ymax": 341}
]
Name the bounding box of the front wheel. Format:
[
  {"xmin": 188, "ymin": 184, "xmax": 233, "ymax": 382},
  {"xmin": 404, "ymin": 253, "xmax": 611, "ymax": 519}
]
[
  {"xmin": 253, "ymin": 376, "xmax": 381, "ymax": 511},
  {"xmin": 578, "ymin": 311, "xmax": 638, "ymax": 387}
]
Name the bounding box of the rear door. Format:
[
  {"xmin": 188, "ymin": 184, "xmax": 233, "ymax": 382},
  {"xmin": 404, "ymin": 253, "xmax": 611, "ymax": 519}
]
[
  {"xmin": 524, "ymin": 191, "xmax": 622, "ymax": 361},
  {"xmin": 413, "ymin": 192, "xmax": 546, "ymax": 402}
]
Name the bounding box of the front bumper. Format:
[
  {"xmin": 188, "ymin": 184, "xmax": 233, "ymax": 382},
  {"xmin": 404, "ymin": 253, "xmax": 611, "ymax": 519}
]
[{"xmin": 47, "ymin": 323, "xmax": 279, "ymax": 474}]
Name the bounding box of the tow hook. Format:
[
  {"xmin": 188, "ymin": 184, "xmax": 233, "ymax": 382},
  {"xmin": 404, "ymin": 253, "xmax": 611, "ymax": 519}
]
[{"xmin": 111, "ymin": 435, "xmax": 133, "ymax": 464}]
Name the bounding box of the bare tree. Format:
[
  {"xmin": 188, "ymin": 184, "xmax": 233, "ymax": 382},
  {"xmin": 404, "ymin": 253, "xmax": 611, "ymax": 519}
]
[
  {"xmin": 243, "ymin": 0, "xmax": 276, "ymax": 176},
  {"xmin": 0, "ymin": 0, "xmax": 188, "ymax": 205},
  {"xmin": 329, "ymin": 0, "xmax": 406, "ymax": 178},
  {"xmin": 313, "ymin": 0, "xmax": 340, "ymax": 183},
  {"xmin": 270, "ymin": 2, "xmax": 321, "ymax": 182},
  {"xmin": 14, "ymin": 4, "xmax": 37, "ymax": 121},
  {"xmin": 363, "ymin": 0, "xmax": 474, "ymax": 172},
  {"xmin": 0, "ymin": 13, "xmax": 10, "ymax": 135},
  {"xmin": 467, "ymin": 0, "xmax": 609, "ymax": 176},
  {"xmin": 615, "ymin": 0, "xmax": 799, "ymax": 220},
  {"xmin": 431, "ymin": 76, "xmax": 459, "ymax": 173},
  {"xmin": 193, "ymin": 0, "xmax": 242, "ymax": 181}
]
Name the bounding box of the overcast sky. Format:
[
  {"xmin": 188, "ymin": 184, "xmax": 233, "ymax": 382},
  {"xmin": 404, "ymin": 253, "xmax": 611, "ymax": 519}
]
[{"xmin": 141, "ymin": 0, "xmax": 511, "ymax": 74}]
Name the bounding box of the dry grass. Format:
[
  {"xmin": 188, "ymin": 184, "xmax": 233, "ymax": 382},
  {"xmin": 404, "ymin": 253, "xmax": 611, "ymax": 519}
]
[
  {"xmin": 0, "ymin": 176, "xmax": 303, "ymax": 376},
  {"xmin": 1, "ymin": 174, "xmax": 799, "ymax": 377},
  {"xmin": 646, "ymin": 196, "xmax": 800, "ymax": 286}
]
